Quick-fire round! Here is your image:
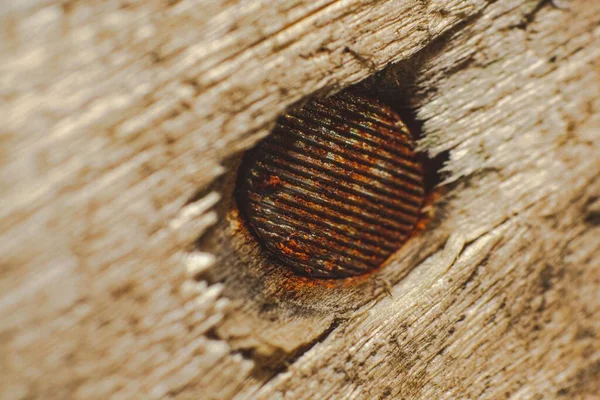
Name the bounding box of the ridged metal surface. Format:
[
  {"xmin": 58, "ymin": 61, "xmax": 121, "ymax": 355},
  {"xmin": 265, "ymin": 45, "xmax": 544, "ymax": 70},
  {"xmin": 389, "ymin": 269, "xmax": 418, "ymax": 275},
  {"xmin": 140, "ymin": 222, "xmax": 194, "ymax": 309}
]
[{"xmin": 237, "ymin": 92, "xmax": 425, "ymax": 278}]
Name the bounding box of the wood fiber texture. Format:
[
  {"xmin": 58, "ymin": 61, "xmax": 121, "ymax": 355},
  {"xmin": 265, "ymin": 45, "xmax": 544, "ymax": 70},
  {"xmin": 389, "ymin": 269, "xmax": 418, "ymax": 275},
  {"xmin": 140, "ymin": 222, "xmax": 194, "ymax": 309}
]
[{"xmin": 0, "ymin": 0, "xmax": 598, "ymax": 399}]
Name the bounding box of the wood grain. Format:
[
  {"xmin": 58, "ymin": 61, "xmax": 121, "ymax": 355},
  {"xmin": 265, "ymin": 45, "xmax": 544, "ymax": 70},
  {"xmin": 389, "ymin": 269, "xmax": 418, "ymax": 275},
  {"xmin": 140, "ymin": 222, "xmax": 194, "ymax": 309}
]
[{"xmin": 0, "ymin": 0, "xmax": 598, "ymax": 399}]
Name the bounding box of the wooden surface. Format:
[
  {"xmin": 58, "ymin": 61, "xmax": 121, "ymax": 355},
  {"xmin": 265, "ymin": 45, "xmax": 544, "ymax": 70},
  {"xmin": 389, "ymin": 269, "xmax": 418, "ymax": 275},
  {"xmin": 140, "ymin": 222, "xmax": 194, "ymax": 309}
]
[{"xmin": 1, "ymin": 0, "xmax": 599, "ymax": 399}]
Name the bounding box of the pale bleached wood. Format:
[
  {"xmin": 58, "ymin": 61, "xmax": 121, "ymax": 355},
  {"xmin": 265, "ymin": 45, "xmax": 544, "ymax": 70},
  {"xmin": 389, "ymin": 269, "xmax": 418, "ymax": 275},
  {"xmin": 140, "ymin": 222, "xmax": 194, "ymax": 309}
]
[{"xmin": 0, "ymin": 0, "xmax": 599, "ymax": 399}]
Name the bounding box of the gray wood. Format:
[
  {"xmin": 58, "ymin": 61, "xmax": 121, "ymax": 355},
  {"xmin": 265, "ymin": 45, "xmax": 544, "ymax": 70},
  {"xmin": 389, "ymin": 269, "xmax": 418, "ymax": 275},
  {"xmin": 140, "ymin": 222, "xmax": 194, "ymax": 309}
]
[{"xmin": 1, "ymin": 0, "xmax": 598, "ymax": 399}]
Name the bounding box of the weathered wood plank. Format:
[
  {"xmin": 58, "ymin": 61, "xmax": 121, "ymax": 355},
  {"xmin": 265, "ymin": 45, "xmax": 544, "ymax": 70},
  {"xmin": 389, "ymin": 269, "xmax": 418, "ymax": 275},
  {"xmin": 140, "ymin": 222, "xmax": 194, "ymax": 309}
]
[{"xmin": 0, "ymin": 0, "xmax": 598, "ymax": 399}]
